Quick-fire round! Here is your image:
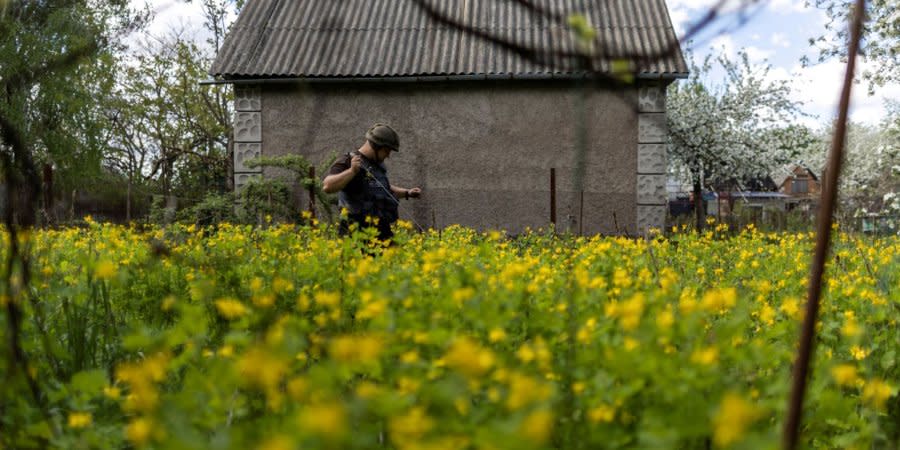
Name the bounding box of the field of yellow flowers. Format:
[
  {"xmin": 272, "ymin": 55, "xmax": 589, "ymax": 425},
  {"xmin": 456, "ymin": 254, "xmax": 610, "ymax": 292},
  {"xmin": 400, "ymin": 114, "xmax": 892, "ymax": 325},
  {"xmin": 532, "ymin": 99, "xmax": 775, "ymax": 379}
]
[{"xmin": 2, "ymin": 219, "xmax": 899, "ymax": 449}]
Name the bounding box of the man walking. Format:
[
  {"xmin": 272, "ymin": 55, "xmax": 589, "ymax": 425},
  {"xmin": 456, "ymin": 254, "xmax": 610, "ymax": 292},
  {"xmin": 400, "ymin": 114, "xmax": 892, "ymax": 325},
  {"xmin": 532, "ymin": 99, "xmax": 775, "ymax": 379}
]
[{"xmin": 322, "ymin": 124, "xmax": 422, "ymax": 241}]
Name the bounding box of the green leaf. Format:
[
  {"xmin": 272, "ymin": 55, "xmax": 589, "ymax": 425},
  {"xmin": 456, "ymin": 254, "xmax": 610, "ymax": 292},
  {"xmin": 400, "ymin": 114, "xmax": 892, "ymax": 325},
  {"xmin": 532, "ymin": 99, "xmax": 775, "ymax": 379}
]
[
  {"xmin": 881, "ymin": 349, "xmax": 895, "ymax": 370},
  {"xmin": 71, "ymin": 369, "xmax": 108, "ymax": 397}
]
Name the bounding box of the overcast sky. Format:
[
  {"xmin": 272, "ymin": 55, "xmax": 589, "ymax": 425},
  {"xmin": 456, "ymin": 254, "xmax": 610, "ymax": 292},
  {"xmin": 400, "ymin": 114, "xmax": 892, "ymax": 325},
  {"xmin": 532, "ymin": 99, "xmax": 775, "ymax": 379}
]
[{"xmin": 134, "ymin": 0, "xmax": 899, "ymax": 128}]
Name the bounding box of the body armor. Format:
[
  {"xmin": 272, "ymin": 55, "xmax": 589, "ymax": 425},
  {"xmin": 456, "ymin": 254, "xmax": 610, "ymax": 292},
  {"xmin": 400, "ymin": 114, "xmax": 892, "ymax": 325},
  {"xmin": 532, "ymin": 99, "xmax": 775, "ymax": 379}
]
[{"xmin": 338, "ymin": 151, "xmax": 399, "ymax": 236}]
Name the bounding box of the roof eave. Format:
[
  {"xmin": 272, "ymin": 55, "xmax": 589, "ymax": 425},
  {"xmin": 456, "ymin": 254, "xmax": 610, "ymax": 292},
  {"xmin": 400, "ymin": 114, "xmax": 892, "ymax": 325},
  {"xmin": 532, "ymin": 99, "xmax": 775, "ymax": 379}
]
[{"xmin": 201, "ymin": 71, "xmax": 690, "ymax": 85}]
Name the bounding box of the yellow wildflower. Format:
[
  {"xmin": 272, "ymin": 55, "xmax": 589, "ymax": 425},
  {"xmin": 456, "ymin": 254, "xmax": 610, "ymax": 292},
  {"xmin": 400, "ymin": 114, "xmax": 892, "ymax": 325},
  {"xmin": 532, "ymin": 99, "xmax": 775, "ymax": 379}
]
[
  {"xmin": 95, "ymin": 260, "xmax": 117, "ymax": 280},
  {"xmin": 850, "ymin": 346, "xmax": 869, "ymax": 360},
  {"xmin": 488, "ymin": 328, "xmax": 507, "ymax": 343},
  {"xmin": 287, "ymin": 377, "xmax": 308, "ymax": 401},
  {"xmin": 389, "ymin": 407, "xmax": 435, "ymax": 445},
  {"xmin": 840, "ymin": 317, "xmax": 861, "ymax": 338},
  {"xmin": 624, "ymin": 337, "xmax": 639, "ymax": 352},
  {"xmin": 215, "ymin": 298, "xmax": 248, "ymax": 320},
  {"xmin": 452, "ymin": 286, "xmax": 475, "ymax": 306},
  {"xmin": 355, "ymin": 381, "xmax": 381, "ymax": 399},
  {"xmin": 506, "ymin": 372, "xmax": 552, "ymax": 410},
  {"xmin": 780, "ymin": 297, "xmax": 803, "ymax": 321},
  {"xmin": 691, "ymin": 347, "xmax": 718, "ymax": 366},
  {"xmin": 758, "ymin": 304, "xmax": 775, "ymax": 326},
  {"xmin": 68, "ymin": 411, "xmax": 92, "ymax": 429},
  {"xmin": 679, "ymin": 288, "xmax": 698, "ymax": 315},
  {"xmin": 588, "ymin": 404, "xmax": 615, "ymax": 423},
  {"xmin": 358, "ymin": 299, "xmax": 387, "ymax": 320},
  {"xmin": 257, "ymin": 435, "xmax": 294, "ymax": 450},
  {"xmin": 444, "ymin": 337, "xmax": 495, "ymax": 378},
  {"xmin": 700, "ymin": 287, "xmax": 737, "ymax": 312},
  {"xmin": 656, "ymin": 307, "xmax": 674, "ymax": 330},
  {"xmin": 272, "ymin": 277, "xmax": 294, "ymax": 293},
  {"xmin": 238, "ymin": 347, "xmax": 287, "ymax": 391},
  {"xmin": 830, "ymin": 364, "xmax": 859, "ymax": 387},
  {"xmin": 712, "ymin": 392, "xmax": 759, "ymax": 448},
  {"xmin": 103, "ymin": 385, "xmax": 121, "ymax": 399},
  {"xmin": 329, "ymin": 334, "xmax": 383, "ymax": 365},
  {"xmin": 400, "ymin": 350, "xmax": 419, "ymax": 364},
  {"xmin": 862, "ymin": 379, "xmax": 894, "ymax": 410},
  {"xmin": 252, "ymin": 293, "xmax": 275, "ymax": 308},
  {"xmin": 126, "ymin": 417, "xmax": 153, "ymax": 447},
  {"xmin": 518, "ymin": 409, "xmax": 554, "ymax": 444},
  {"xmin": 314, "ymin": 291, "xmax": 341, "ymax": 308},
  {"xmin": 298, "ymin": 402, "xmax": 347, "ymax": 440}
]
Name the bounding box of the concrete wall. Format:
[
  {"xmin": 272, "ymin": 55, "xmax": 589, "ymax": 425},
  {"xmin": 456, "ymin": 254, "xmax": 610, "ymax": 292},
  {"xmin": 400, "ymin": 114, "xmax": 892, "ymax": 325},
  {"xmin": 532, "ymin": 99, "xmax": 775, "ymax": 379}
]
[{"xmin": 239, "ymin": 80, "xmax": 661, "ymax": 235}]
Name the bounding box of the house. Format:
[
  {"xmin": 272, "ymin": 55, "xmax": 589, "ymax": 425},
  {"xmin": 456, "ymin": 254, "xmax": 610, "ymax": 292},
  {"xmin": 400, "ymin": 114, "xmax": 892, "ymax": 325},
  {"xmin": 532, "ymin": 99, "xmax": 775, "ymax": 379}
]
[
  {"xmin": 774, "ymin": 164, "xmax": 821, "ymax": 212},
  {"xmin": 209, "ymin": 0, "xmax": 688, "ymax": 234}
]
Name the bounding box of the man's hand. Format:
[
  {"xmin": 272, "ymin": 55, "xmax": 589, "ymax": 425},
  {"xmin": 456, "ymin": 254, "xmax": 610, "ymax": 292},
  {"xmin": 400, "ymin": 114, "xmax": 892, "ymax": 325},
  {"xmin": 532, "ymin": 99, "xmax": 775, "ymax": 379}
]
[
  {"xmin": 350, "ymin": 154, "xmax": 362, "ymax": 173},
  {"xmin": 407, "ymin": 187, "xmax": 422, "ymax": 199}
]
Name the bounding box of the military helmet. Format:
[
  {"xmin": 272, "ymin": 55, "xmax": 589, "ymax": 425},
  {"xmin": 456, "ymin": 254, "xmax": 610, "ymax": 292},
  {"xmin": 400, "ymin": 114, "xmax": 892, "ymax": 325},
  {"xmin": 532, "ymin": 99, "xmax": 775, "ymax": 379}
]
[{"xmin": 365, "ymin": 123, "xmax": 400, "ymax": 151}]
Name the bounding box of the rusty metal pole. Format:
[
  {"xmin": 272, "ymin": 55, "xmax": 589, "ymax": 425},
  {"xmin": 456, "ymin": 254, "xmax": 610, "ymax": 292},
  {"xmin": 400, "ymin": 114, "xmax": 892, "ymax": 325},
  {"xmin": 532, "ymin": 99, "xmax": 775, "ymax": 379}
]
[
  {"xmin": 579, "ymin": 190, "xmax": 584, "ymax": 236},
  {"xmin": 550, "ymin": 168, "xmax": 557, "ymax": 227},
  {"xmin": 308, "ymin": 166, "xmax": 316, "ymax": 219},
  {"xmin": 783, "ymin": 1, "xmax": 866, "ymax": 448}
]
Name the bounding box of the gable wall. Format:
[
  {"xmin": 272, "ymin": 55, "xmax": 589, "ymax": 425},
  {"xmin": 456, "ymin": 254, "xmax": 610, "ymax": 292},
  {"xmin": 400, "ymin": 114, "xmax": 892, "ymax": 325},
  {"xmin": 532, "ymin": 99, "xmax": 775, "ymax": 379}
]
[{"xmin": 239, "ymin": 80, "xmax": 665, "ymax": 235}]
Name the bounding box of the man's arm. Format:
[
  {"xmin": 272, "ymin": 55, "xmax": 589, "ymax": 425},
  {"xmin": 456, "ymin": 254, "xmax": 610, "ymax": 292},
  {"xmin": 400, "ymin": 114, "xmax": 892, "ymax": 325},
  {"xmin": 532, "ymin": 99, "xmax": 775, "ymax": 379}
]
[
  {"xmin": 322, "ymin": 154, "xmax": 361, "ymax": 193},
  {"xmin": 390, "ymin": 185, "xmax": 422, "ymax": 199}
]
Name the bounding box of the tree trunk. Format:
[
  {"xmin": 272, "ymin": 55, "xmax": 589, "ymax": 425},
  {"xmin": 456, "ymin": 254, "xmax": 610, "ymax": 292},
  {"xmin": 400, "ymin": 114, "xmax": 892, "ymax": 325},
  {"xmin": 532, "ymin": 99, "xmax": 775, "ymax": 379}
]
[
  {"xmin": 694, "ymin": 179, "xmax": 705, "ymax": 231},
  {"xmin": 126, "ymin": 177, "xmax": 132, "ymax": 222},
  {"xmin": 42, "ymin": 163, "xmax": 53, "ymax": 225}
]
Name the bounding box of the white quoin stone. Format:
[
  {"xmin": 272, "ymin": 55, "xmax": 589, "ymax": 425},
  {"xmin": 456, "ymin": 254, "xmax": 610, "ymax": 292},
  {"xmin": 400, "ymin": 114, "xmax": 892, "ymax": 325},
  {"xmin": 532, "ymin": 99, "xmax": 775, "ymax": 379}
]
[
  {"xmin": 234, "ymin": 143, "xmax": 262, "ymax": 173},
  {"xmin": 234, "ymin": 86, "xmax": 261, "ymax": 112},
  {"xmin": 234, "ymin": 112, "xmax": 262, "ymax": 142},
  {"xmin": 638, "ymin": 144, "xmax": 666, "ymax": 174},
  {"xmin": 637, "ymin": 205, "xmax": 667, "ymax": 234},
  {"xmin": 637, "ymin": 174, "xmax": 666, "ymax": 205},
  {"xmin": 638, "ymin": 113, "xmax": 667, "ymax": 144},
  {"xmin": 638, "ymin": 86, "xmax": 666, "ymax": 113}
]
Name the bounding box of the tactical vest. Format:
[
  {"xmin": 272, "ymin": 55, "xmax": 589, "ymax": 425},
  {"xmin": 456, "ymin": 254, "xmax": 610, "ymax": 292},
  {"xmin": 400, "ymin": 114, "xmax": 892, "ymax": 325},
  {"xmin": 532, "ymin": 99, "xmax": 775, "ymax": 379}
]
[{"xmin": 338, "ymin": 152, "xmax": 399, "ymax": 226}]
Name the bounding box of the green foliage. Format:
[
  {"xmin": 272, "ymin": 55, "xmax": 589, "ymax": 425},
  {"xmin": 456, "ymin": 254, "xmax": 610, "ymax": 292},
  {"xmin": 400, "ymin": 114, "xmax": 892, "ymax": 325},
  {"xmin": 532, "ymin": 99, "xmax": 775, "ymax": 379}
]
[
  {"xmin": 237, "ymin": 178, "xmax": 293, "ymax": 223},
  {"xmin": 0, "ymin": 0, "xmax": 138, "ymax": 213},
  {"xmin": 245, "ymin": 153, "xmax": 338, "ymax": 219},
  {"xmin": 177, "ymin": 192, "xmax": 237, "ymax": 225}
]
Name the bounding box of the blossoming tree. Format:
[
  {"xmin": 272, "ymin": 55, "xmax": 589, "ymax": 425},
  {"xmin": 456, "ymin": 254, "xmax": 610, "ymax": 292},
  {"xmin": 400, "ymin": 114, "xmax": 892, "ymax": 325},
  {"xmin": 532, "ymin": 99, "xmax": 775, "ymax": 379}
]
[{"xmin": 667, "ymin": 49, "xmax": 813, "ymax": 229}]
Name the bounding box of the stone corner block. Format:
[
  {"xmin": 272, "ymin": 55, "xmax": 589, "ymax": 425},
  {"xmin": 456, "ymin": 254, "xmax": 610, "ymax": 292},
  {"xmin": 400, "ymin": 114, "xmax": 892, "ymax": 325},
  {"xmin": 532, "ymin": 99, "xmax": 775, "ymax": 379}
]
[
  {"xmin": 638, "ymin": 85, "xmax": 666, "ymax": 113},
  {"xmin": 638, "ymin": 113, "xmax": 667, "ymax": 144},
  {"xmin": 234, "ymin": 173, "xmax": 261, "ymax": 191},
  {"xmin": 234, "ymin": 112, "xmax": 262, "ymax": 142},
  {"xmin": 636, "ymin": 205, "xmax": 667, "ymax": 234},
  {"xmin": 637, "ymin": 174, "xmax": 666, "ymax": 205},
  {"xmin": 234, "ymin": 85, "xmax": 261, "ymax": 112},
  {"xmin": 234, "ymin": 143, "xmax": 263, "ymax": 173},
  {"xmin": 638, "ymin": 144, "xmax": 667, "ymax": 174}
]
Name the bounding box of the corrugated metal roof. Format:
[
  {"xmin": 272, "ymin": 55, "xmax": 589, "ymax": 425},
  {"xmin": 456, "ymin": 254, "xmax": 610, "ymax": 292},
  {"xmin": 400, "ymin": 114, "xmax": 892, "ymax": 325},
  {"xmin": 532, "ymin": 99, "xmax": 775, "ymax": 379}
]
[{"xmin": 210, "ymin": 0, "xmax": 688, "ymax": 80}]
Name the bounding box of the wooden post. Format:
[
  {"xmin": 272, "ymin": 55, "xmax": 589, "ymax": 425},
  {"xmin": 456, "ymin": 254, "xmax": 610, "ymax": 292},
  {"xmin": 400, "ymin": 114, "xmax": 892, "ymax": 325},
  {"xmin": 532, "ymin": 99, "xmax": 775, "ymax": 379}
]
[{"xmin": 550, "ymin": 168, "xmax": 557, "ymax": 227}]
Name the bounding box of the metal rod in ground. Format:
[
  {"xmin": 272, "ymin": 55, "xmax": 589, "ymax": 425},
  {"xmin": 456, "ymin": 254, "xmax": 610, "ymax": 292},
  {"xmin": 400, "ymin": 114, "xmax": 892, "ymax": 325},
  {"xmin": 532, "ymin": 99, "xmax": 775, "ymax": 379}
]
[
  {"xmin": 308, "ymin": 166, "xmax": 316, "ymax": 219},
  {"xmin": 579, "ymin": 190, "xmax": 584, "ymax": 236},
  {"xmin": 783, "ymin": 1, "xmax": 866, "ymax": 448},
  {"xmin": 550, "ymin": 168, "xmax": 557, "ymax": 227}
]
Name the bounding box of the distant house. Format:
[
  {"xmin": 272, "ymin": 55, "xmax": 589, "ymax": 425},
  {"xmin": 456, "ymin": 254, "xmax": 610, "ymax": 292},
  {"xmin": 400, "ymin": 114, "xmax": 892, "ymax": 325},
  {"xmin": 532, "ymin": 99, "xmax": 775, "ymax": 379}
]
[
  {"xmin": 209, "ymin": 0, "xmax": 688, "ymax": 234},
  {"xmin": 774, "ymin": 164, "xmax": 821, "ymax": 211}
]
